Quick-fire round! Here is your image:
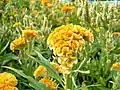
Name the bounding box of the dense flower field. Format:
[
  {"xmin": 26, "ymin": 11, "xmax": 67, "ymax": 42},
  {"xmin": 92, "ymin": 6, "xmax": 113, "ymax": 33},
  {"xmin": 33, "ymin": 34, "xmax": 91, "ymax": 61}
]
[{"xmin": 0, "ymin": 0, "xmax": 120, "ymax": 90}]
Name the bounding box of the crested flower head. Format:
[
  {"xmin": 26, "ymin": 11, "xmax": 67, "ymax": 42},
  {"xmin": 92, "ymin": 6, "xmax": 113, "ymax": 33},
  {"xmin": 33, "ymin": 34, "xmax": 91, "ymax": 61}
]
[
  {"xmin": 22, "ymin": 29, "xmax": 38, "ymax": 42},
  {"xmin": 112, "ymin": 62, "xmax": 120, "ymax": 71},
  {"xmin": 40, "ymin": 78, "xmax": 56, "ymax": 90},
  {"xmin": 0, "ymin": 72, "xmax": 18, "ymax": 89},
  {"xmin": 47, "ymin": 24, "xmax": 94, "ymax": 74},
  {"xmin": 10, "ymin": 37, "xmax": 25, "ymax": 52},
  {"xmin": 34, "ymin": 66, "xmax": 48, "ymax": 78}
]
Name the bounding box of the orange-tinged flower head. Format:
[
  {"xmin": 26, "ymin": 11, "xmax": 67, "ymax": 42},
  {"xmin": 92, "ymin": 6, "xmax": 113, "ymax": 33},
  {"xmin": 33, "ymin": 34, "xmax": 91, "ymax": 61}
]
[
  {"xmin": 40, "ymin": 78, "xmax": 57, "ymax": 90},
  {"xmin": 83, "ymin": 30, "xmax": 94, "ymax": 43},
  {"xmin": 10, "ymin": 37, "xmax": 25, "ymax": 52},
  {"xmin": 0, "ymin": 72, "xmax": 18, "ymax": 89},
  {"xmin": 62, "ymin": 4, "xmax": 75, "ymax": 13},
  {"xmin": 41, "ymin": 0, "xmax": 51, "ymax": 7},
  {"xmin": 34, "ymin": 66, "xmax": 48, "ymax": 78},
  {"xmin": 112, "ymin": 62, "xmax": 120, "ymax": 71},
  {"xmin": 47, "ymin": 3, "xmax": 54, "ymax": 8},
  {"xmin": 22, "ymin": 29, "xmax": 38, "ymax": 42}
]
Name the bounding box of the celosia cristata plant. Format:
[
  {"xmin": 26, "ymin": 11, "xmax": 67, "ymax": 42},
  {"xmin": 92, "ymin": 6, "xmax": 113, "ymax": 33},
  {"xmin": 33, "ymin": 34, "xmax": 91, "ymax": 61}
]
[
  {"xmin": 47, "ymin": 24, "xmax": 94, "ymax": 74},
  {"xmin": 0, "ymin": 72, "xmax": 18, "ymax": 90}
]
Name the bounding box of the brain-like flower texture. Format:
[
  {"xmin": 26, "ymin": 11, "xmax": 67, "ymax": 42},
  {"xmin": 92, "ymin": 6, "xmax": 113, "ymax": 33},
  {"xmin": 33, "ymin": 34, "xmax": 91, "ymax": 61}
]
[
  {"xmin": 0, "ymin": 72, "xmax": 18, "ymax": 90},
  {"xmin": 10, "ymin": 37, "xmax": 25, "ymax": 52},
  {"xmin": 47, "ymin": 24, "xmax": 94, "ymax": 74}
]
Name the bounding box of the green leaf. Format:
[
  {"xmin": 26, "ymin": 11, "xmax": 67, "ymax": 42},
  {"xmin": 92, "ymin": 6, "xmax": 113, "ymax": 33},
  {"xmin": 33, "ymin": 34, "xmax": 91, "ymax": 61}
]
[
  {"xmin": 0, "ymin": 53, "xmax": 19, "ymax": 61},
  {"xmin": 0, "ymin": 41, "xmax": 9, "ymax": 54},
  {"xmin": 2, "ymin": 66, "xmax": 49, "ymax": 90}
]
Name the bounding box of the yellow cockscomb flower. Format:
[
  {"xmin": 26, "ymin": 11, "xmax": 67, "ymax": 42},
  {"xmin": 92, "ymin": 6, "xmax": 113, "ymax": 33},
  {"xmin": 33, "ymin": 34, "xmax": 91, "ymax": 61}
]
[
  {"xmin": 112, "ymin": 62, "xmax": 120, "ymax": 71},
  {"xmin": 40, "ymin": 78, "xmax": 56, "ymax": 90},
  {"xmin": 34, "ymin": 66, "xmax": 48, "ymax": 78},
  {"xmin": 0, "ymin": 72, "xmax": 18, "ymax": 89},
  {"xmin": 10, "ymin": 37, "xmax": 25, "ymax": 52},
  {"xmin": 62, "ymin": 4, "xmax": 75, "ymax": 13},
  {"xmin": 22, "ymin": 29, "xmax": 38, "ymax": 42},
  {"xmin": 47, "ymin": 24, "xmax": 93, "ymax": 74},
  {"xmin": 41, "ymin": 0, "xmax": 51, "ymax": 7}
]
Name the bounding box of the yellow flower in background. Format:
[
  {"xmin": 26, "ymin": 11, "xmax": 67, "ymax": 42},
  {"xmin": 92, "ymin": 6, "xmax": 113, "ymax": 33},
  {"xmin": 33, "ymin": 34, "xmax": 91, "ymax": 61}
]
[
  {"xmin": 95, "ymin": 28, "xmax": 100, "ymax": 32},
  {"xmin": 62, "ymin": 4, "xmax": 75, "ymax": 13},
  {"xmin": 33, "ymin": 9, "xmax": 39, "ymax": 15},
  {"xmin": 34, "ymin": 66, "xmax": 48, "ymax": 78},
  {"xmin": 40, "ymin": 78, "xmax": 57, "ymax": 90},
  {"xmin": 83, "ymin": 30, "xmax": 94, "ymax": 43},
  {"xmin": 10, "ymin": 16, "xmax": 13, "ymax": 21},
  {"xmin": 0, "ymin": 72, "xmax": 18, "ymax": 89},
  {"xmin": 47, "ymin": 3, "xmax": 54, "ymax": 8},
  {"xmin": 112, "ymin": 62, "xmax": 120, "ymax": 71},
  {"xmin": 13, "ymin": 22, "xmax": 21, "ymax": 28},
  {"xmin": 10, "ymin": 37, "xmax": 25, "ymax": 52},
  {"xmin": 22, "ymin": 29, "xmax": 38, "ymax": 42},
  {"xmin": 41, "ymin": 0, "xmax": 51, "ymax": 7}
]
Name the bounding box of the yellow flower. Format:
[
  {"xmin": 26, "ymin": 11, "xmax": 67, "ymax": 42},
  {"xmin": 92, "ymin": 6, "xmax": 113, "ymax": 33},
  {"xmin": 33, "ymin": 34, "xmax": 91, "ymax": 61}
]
[
  {"xmin": 1, "ymin": 86, "xmax": 18, "ymax": 90},
  {"xmin": 95, "ymin": 28, "xmax": 100, "ymax": 32},
  {"xmin": 40, "ymin": 78, "xmax": 56, "ymax": 90},
  {"xmin": 0, "ymin": 72, "xmax": 18, "ymax": 89},
  {"xmin": 34, "ymin": 66, "xmax": 48, "ymax": 78},
  {"xmin": 47, "ymin": 3, "xmax": 54, "ymax": 8},
  {"xmin": 41, "ymin": 0, "xmax": 51, "ymax": 7},
  {"xmin": 83, "ymin": 30, "xmax": 94, "ymax": 43},
  {"xmin": 13, "ymin": 22, "xmax": 21, "ymax": 28},
  {"xmin": 47, "ymin": 24, "xmax": 92, "ymax": 74},
  {"xmin": 22, "ymin": 29, "xmax": 38, "ymax": 42},
  {"xmin": 10, "ymin": 37, "xmax": 25, "ymax": 52},
  {"xmin": 33, "ymin": 9, "xmax": 39, "ymax": 15},
  {"xmin": 62, "ymin": 4, "xmax": 75, "ymax": 13},
  {"xmin": 50, "ymin": 62, "xmax": 60, "ymax": 72},
  {"xmin": 112, "ymin": 62, "xmax": 120, "ymax": 71},
  {"xmin": 10, "ymin": 16, "xmax": 13, "ymax": 21}
]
